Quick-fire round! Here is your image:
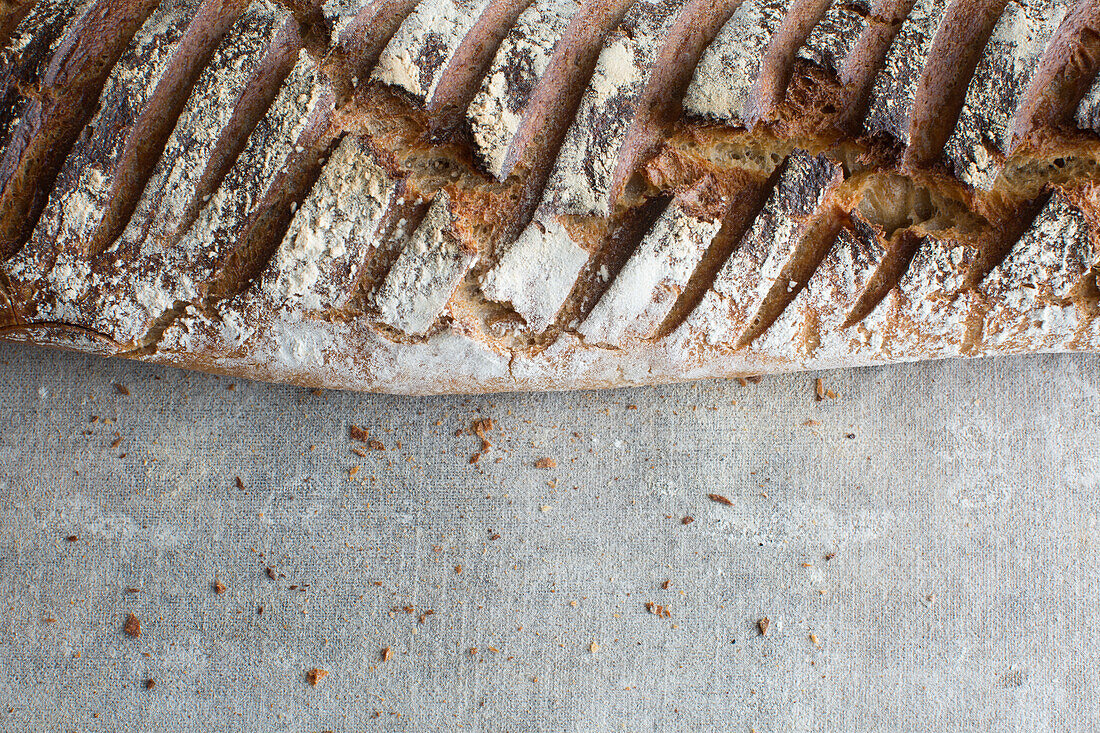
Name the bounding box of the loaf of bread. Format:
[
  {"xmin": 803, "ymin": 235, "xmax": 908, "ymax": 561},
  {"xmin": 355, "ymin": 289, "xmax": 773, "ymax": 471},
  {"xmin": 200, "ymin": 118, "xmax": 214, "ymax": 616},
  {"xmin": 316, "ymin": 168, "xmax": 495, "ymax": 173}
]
[{"xmin": 0, "ymin": 0, "xmax": 1097, "ymax": 393}]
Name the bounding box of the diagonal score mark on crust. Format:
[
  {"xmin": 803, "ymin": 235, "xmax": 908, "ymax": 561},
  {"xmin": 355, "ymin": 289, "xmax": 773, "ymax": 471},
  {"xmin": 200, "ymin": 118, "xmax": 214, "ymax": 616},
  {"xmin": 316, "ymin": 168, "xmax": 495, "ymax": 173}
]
[
  {"xmin": 962, "ymin": 191, "xmax": 1051, "ymax": 290},
  {"xmin": 551, "ymin": 194, "xmax": 671, "ymax": 334},
  {"xmin": 109, "ymin": 5, "xmax": 288, "ymax": 263},
  {"xmin": 258, "ymin": 135, "xmax": 404, "ymax": 312},
  {"xmin": 747, "ymin": 0, "xmax": 834, "ymax": 126},
  {"xmin": 842, "ymin": 226, "xmax": 921, "ymax": 327},
  {"xmin": 1012, "ymin": 0, "xmax": 1100, "ymax": 147},
  {"xmin": 167, "ymin": 15, "xmax": 304, "ymax": 253},
  {"xmin": 355, "ymin": 184, "xmax": 432, "ymax": 296},
  {"xmin": 576, "ymin": 182, "xmax": 722, "ymax": 346},
  {"xmin": 941, "ymin": 0, "xmax": 1073, "ymax": 190},
  {"xmin": 482, "ymin": 0, "xmax": 699, "ymax": 337},
  {"xmin": 427, "ymin": 0, "xmax": 536, "ymax": 133},
  {"xmin": 653, "ymin": 165, "xmax": 780, "ymax": 339},
  {"xmin": 7, "ymin": 0, "xmax": 203, "ymax": 286},
  {"xmin": 0, "ymin": 0, "xmax": 161, "ymax": 261},
  {"xmin": 202, "ymin": 91, "xmax": 340, "ymax": 302},
  {"xmin": 498, "ymin": 0, "xmax": 635, "ymax": 198},
  {"xmin": 0, "ymin": 1, "xmax": 94, "ymax": 160},
  {"xmin": 835, "ymin": 0, "xmax": 917, "ymax": 133},
  {"xmin": 373, "ymin": 189, "xmax": 479, "ymax": 335},
  {"xmin": 901, "ymin": 0, "xmax": 1010, "ymax": 173},
  {"xmin": 463, "ymin": 0, "xmax": 578, "ymax": 180},
  {"xmin": 610, "ymin": 0, "xmax": 745, "ymax": 206},
  {"xmin": 88, "ymin": 0, "xmax": 252, "ymax": 259},
  {"xmin": 469, "ymin": 0, "xmax": 640, "ymax": 332},
  {"xmin": 965, "ymin": 189, "xmax": 1096, "ymax": 354},
  {"xmin": 322, "ymin": 0, "xmax": 423, "ymax": 105},
  {"xmin": 734, "ymin": 181, "xmax": 846, "ymax": 349}
]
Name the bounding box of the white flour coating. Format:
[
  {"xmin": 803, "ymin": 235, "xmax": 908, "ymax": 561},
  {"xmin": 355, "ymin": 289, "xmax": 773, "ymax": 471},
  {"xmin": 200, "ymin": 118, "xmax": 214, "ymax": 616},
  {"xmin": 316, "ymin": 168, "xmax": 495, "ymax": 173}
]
[
  {"xmin": 540, "ymin": 0, "xmax": 684, "ymax": 218},
  {"xmin": 374, "ymin": 192, "xmax": 478, "ymax": 335},
  {"xmin": 682, "ymin": 0, "xmax": 787, "ymax": 124},
  {"xmin": 798, "ymin": 0, "xmax": 870, "ymax": 75},
  {"xmin": 480, "ymin": 218, "xmax": 589, "ymax": 333},
  {"xmin": 17, "ymin": 0, "xmax": 197, "ymax": 261},
  {"xmin": 1074, "ymin": 67, "xmax": 1100, "ymax": 132},
  {"xmin": 679, "ymin": 153, "xmax": 839, "ymax": 349},
  {"xmin": 755, "ymin": 219, "xmax": 886, "ymax": 363},
  {"xmin": 973, "ymin": 192, "xmax": 1093, "ymax": 352},
  {"xmin": 466, "ymin": 0, "xmax": 577, "ymax": 179},
  {"xmin": 271, "ymin": 311, "xmax": 339, "ymax": 368},
  {"xmin": 943, "ymin": 0, "xmax": 1069, "ymax": 189},
  {"xmin": 372, "ymin": 0, "xmax": 496, "ymax": 105},
  {"xmin": 265, "ymin": 137, "xmax": 398, "ymax": 310},
  {"xmin": 863, "ymin": 0, "xmax": 949, "ymax": 144},
  {"xmin": 116, "ymin": 4, "xmax": 285, "ymax": 255},
  {"xmin": 322, "ymin": 0, "xmax": 364, "ymax": 23},
  {"xmin": 859, "ymin": 235, "xmax": 974, "ymax": 360},
  {"xmin": 174, "ymin": 54, "xmax": 320, "ymax": 268},
  {"xmin": 9, "ymin": 6, "xmax": 321, "ymax": 347},
  {"xmin": 578, "ymin": 202, "xmax": 720, "ymax": 346},
  {"xmin": 2, "ymin": 0, "xmax": 95, "ymax": 67},
  {"xmin": 6, "ymin": 1, "xmax": 203, "ymax": 343}
]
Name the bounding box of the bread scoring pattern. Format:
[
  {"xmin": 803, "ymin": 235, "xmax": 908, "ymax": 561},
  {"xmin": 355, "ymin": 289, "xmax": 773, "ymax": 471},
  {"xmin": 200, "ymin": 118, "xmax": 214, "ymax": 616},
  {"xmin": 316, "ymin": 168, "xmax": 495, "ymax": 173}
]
[{"xmin": 0, "ymin": 0, "xmax": 1097, "ymax": 392}]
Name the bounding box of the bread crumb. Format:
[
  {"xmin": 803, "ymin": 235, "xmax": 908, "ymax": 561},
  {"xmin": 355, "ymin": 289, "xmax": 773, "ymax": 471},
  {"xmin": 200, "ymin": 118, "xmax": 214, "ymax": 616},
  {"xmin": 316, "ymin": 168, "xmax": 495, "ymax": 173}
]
[
  {"xmin": 824, "ymin": 552, "xmax": 836, "ymax": 561},
  {"xmin": 114, "ymin": 383, "xmax": 130, "ymax": 396},
  {"xmin": 645, "ymin": 602, "xmax": 671, "ymax": 618},
  {"xmin": 681, "ymin": 516, "xmax": 694, "ymax": 525},
  {"xmin": 589, "ymin": 642, "xmax": 600, "ymax": 653},
  {"xmin": 349, "ymin": 466, "xmax": 359, "ymax": 479},
  {"xmin": 65, "ymin": 535, "xmax": 78, "ymax": 542},
  {"xmin": 234, "ymin": 476, "xmax": 245, "ymax": 491},
  {"xmin": 539, "ymin": 505, "xmax": 551, "ymax": 512},
  {"xmin": 661, "ymin": 579, "xmax": 671, "ymax": 590},
  {"xmin": 144, "ymin": 679, "xmax": 155, "ymax": 690},
  {"xmin": 815, "ymin": 378, "xmax": 825, "ymax": 401},
  {"xmin": 368, "ymin": 439, "xmax": 385, "ymax": 451},
  {"xmin": 306, "ymin": 668, "xmax": 328, "ymax": 685},
  {"xmin": 213, "ymin": 579, "xmax": 226, "ymax": 595},
  {"xmin": 809, "ymin": 633, "xmax": 819, "ymax": 646},
  {"xmin": 707, "ymin": 493, "xmax": 733, "ymax": 506},
  {"xmin": 124, "ymin": 612, "xmax": 141, "ymax": 638},
  {"xmin": 454, "ymin": 565, "xmax": 462, "ymax": 574},
  {"xmin": 569, "ymin": 600, "xmax": 578, "ymax": 608},
  {"xmin": 350, "ymin": 425, "xmax": 370, "ymax": 442},
  {"xmin": 758, "ymin": 617, "xmax": 771, "ymax": 636},
  {"xmin": 381, "ymin": 647, "xmax": 393, "ymax": 662},
  {"xmin": 534, "ymin": 457, "xmax": 556, "ymax": 469}
]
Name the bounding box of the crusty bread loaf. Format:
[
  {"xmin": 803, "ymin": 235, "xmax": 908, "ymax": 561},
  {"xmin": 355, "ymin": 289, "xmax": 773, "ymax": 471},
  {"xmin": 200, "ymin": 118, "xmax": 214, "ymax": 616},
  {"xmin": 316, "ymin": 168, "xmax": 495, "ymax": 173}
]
[{"xmin": 0, "ymin": 0, "xmax": 1098, "ymax": 393}]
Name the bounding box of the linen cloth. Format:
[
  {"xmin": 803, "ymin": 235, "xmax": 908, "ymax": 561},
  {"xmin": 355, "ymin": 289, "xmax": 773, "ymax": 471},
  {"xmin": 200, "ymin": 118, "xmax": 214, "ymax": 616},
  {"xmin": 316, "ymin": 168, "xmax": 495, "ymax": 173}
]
[{"xmin": 0, "ymin": 340, "xmax": 1097, "ymax": 731}]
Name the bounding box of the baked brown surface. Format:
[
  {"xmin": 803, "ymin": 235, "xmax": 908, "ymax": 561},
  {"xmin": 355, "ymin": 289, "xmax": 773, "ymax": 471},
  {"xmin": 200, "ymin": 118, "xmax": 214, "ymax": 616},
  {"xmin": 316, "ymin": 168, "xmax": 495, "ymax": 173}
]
[{"xmin": 0, "ymin": 0, "xmax": 1098, "ymax": 393}]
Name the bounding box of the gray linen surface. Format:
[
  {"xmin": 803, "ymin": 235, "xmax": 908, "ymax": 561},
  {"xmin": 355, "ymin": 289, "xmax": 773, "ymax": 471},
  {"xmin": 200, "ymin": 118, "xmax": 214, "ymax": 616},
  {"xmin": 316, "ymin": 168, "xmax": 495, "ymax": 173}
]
[{"xmin": 0, "ymin": 341, "xmax": 1098, "ymax": 731}]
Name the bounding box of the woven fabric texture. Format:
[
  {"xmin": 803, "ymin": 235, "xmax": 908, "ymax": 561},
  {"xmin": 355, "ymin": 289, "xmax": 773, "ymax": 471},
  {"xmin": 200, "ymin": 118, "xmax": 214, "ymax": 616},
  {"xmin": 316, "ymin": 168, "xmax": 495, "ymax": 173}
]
[{"xmin": 0, "ymin": 342, "xmax": 1098, "ymax": 731}]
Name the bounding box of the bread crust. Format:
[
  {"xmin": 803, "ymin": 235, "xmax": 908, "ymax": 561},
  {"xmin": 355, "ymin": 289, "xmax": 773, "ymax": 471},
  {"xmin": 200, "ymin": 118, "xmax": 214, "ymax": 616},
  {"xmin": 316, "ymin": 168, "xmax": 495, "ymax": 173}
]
[{"xmin": 0, "ymin": 0, "xmax": 1098, "ymax": 394}]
